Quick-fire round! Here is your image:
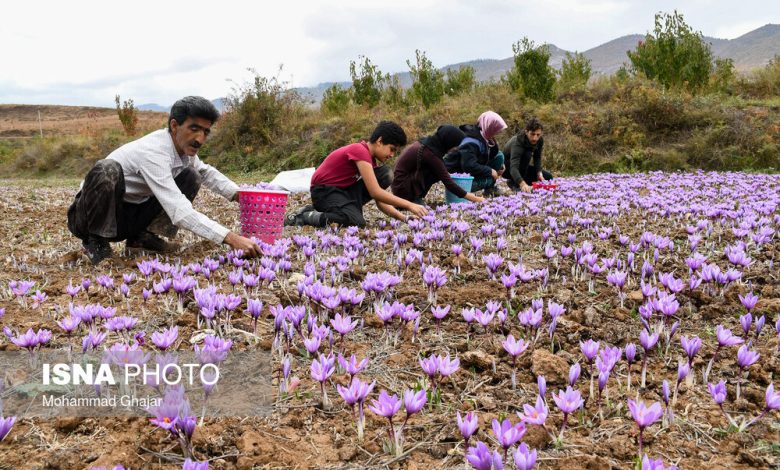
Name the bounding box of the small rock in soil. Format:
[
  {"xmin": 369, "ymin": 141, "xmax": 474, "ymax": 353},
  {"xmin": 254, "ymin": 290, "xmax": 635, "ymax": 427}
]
[
  {"xmin": 461, "ymin": 350, "xmax": 495, "ymax": 371},
  {"xmin": 531, "ymin": 348, "xmax": 569, "ymax": 385}
]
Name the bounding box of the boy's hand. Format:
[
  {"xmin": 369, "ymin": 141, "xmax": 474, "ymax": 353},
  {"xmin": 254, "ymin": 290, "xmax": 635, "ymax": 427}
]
[{"xmin": 519, "ymin": 182, "xmax": 532, "ymax": 193}]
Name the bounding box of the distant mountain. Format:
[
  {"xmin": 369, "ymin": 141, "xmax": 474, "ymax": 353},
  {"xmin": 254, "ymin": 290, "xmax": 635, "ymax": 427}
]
[
  {"xmin": 137, "ymin": 103, "xmax": 169, "ymax": 112},
  {"xmin": 295, "ymin": 24, "xmax": 780, "ymax": 104}
]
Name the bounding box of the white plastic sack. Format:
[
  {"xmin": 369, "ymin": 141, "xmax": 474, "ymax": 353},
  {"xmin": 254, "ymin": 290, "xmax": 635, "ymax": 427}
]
[{"xmin": 269, "ymin": 167, "xmax": 315, "ymax": 193}]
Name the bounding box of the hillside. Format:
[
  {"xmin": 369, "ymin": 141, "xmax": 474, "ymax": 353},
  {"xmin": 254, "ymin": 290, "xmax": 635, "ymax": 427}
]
[{"xmin": 295, "ymin": 24, "xmax": 780, "ymax": 103}]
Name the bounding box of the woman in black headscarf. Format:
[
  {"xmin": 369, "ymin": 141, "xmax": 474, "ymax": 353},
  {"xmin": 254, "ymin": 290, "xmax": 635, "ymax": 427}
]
[{"xmin": 392, "ymin": 125, "xmax": 486, "ymax": 204}]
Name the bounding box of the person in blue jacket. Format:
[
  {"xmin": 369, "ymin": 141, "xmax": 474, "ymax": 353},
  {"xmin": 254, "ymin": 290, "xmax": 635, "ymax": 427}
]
[{"xmin": 443, "ymin": 111, "xmax": 508, "ymax": 197}]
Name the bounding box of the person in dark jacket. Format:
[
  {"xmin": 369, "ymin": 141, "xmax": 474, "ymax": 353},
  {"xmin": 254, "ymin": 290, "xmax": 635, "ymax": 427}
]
[
  {"xmin": 392, "ymin": 125, "xmax": 486, "ymax": 204},
  {"xmin": 443, "ymin": 111, "xmax": 508, "ymax": 197},
  {"xmin": 504, "ymin": 118, "xmax": 553, "ymax": 193}
]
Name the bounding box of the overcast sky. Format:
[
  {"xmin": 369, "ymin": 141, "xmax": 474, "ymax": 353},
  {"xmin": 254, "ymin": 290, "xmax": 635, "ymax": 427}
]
[{"xmin": 2, "ymin": 0, "xmax": 777, "ymax": 107}]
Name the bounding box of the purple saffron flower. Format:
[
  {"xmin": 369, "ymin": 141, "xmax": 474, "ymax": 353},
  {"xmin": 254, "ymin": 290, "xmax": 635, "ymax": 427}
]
[
  {"xmin": 641, "ymin": 455, "xmax": 678, "ymax": 470},
  {"xmin": 0, "ymin": 416, "xmax": 16, "ymax": 442},
  {"xmin": 182, "ymin": 460, "xmax": 209, "ymax": 470},
  {"xmin": 640, "ymin": 329, "xmax": 659, "ymax": 351},
  {"xmin": 628, "ymin": 398, "xmax": 663, "ymax": 457},
  {"xmin": 521, "ymin": 395, "xmax": 548, "ymax": 426},
  {"xmin": 438, "ymin": 354, "xmax": 460, "ymax": 377},
  {"xmin": 368, "ymin": 390, "xmax": 401, "ymax": 418},
  {"xmin": 466, "ymin": 441, "xmax": 503, "ymax": 470},
  {"xmin": 403, "ymin": 389, "xmax": 427, "ymax": 415},
  {"xmin": 330, "ymin": 313, "xmax": 358, "ymax": 337},
  {"xmin": 716, "ymin": 325, "xmax": 743, "ymax": 347},
  {"xmin": 708, "ymin": 380, "xmax": 727, "ymax": 405},
  {"xmin": 736, "ymin": 345, "xmax": 760, "ymax": 369},
  {"xmin": 552, "ymin": 386, "xmax": 584, "ymax": 414},
  {"xmin": 457, "ymin": 411, "xmax": 479, "ymax": 445},
  {"xmin": 568, "ymin": 363, "xmax": 581, "ymax": 386},
  {"xmin": 580, "ymin": 339, "xmax": 600, "ymax": 362},
  {"xmin": 513, "ymin": 442, "xmax": 537, "ymax": 470},
  {"xmin": 11, "ymin": 328, "xmax": 40, "ymax": 350},
  {"xmin": 492, "ymin": 418, "xmax": 526, "ymax": 454},
  {"xmin": 680, "ymin": 335, "xmax": 701, "ymax": 364},
  {"xmin": 625, "ymin": 343, "xmax": 637, "ymax": 364},
  {"xmin": 764, "ymin": 383, "xmax": 780, "ymax": 410},
  {"xmin": 502, "ymin": 335, "xmax": 529, "ymax": 358},
  {"xmin": 151, "ymin": 326, "xmax": 178, "ymax": 351},
  {"xmin": 740, "ymin": 313, "xmax": 752, "ymax": 337},
  {"xmin": 337, "ymin": 377, "xmax": 375, "ymax": 406},
  {"xmin": 338, "ymin": 354, "xmax": 368, "ymax": 378},
  {"xmin": 738, "ymin": 292, "xmax": 758, "ymax": 312}
]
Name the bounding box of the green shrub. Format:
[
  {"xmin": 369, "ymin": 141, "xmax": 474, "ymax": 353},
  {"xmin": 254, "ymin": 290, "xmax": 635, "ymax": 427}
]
[
  {"xmin": 627, "ymin": 11, "xmax": 713, "ymax": 93},
  {"xmin": 445, "ymin": 66, "xmax": 476, "ymax": 96},
  {"xmin": 350, "ymin": 56, "xmax": 386, "ymax": 108},
  {"xmin": 115, "ymin": 95, "xmax": 139, "ymax": 136},
  {"xmin": 504, "ymin": 37, "xmax": 557, "ymax": 102},
  {"xmin": 710, "ymin": 58, "xmax": 736, "ymax": 95},
  {"xmin": 407, "ymin": 50, "xmax": 446, "ymax": 109},
  {"xmin": 321, "ymin": 84, "xmax": 352, "ymax": 116},
  {"xmin": 557, "ymin": 52, "xmax": 592, "ymax": 93}
]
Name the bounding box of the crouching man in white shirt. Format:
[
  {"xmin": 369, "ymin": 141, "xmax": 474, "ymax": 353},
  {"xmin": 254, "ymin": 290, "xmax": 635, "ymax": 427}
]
[{"xmin": 67, "ymin": 96, "xmax": 260, "ymax": 264}]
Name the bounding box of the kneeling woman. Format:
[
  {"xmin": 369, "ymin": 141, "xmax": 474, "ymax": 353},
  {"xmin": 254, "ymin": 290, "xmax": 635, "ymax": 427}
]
[{"xmin": 391, "ymin": 125, "xmax": 485, "ymax": 204}]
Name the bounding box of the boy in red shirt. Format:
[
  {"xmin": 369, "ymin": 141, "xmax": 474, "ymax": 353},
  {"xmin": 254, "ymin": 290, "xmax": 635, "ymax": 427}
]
[{"xmin": 286, "ymin": 121, "xmax": 428, "ymax": 227}]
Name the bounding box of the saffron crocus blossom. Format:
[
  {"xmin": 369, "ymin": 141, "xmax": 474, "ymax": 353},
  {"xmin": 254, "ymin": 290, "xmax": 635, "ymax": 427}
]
[
  {"xmin": 639, "ymin": 329, "xmax": 659, "ymax": 388},
  {"xmin": 368, "ymin": 390, "xmax": 403, "ymax": 456},
  {"xmin": 421, "ymin": 265, "xmax": 447, "ymax": 303},
  {"xmin": 513, "ymin": 442, "xmax": 537, "ymax": 470},
  {"xmin": 182, "ymin": 460, "xmax": 209, "ymax": 470},
  {"xmin": 580, "ymin": 339, "xmax": 599, "ymax": 399},
  {"xmin": 310, "ymin": 353, "xmax": 335, "ymax": 409},
  {"xmin": 628, "ymin": 399, "xmax": 663, "ymax": 458},
  {"xmin": 521, "ymin": 395, "xmax": 549, "ymax": 429},
  {"xmin": 246, "ymin": 299, "xmax": 264, "ymax": 334},
  {"xmin": 466, "ymin": 441, "xmax": 503, "ymax": 470},
  {"xmin": 151, "ymin": 326, "xmax": 178, "ymax": 351},
  {"xmin": 680, "ymin": 335, "xmax": 701, "ymax": 368},
  {"xmin": 336, "ymin": 377, "xmax": 375, "ymax": 441},
  {"xmin": 704, "ymin": 325, "xmax": 744, "ymax": 382},
  {"xmin": 641, "ymin": 455, "xmax": 678, "ymax": 470},
  {"xmin": 457, "ymin": 411, "xmax": 479, "ymax": 447},
  {"xmin": 735, "ymin": 345, "xmax": 760, "ymax": 400},
  {"xmin": 552, "ymin": 387, "xmax": 583, "ymax": 441},
  {"xmin": 568, "ymin": 363, "xmax": 581, "ymax": 387},
  {"xmin": 431, "ymin": 304, "xmax": 450, "ymax": 334},
  {"xmin": 330, "ymin": 313, "xmax": 358, "ymax": 346},
  {"xmin": 502, "ymin": 335, "xmax": 529, "ymax": 389},
  {"xmin": 0, "ymin": 416, "xmax": 16, "ymax": 442},
  {"xmin": 738, "ymin": 292, "xmax": 758, "ymax": 313},
  {"xmin": 492, "ymin": 418, "xmax": 526, "ymax": 458},
  {"xmin": 337, "ymin": 353, "xmax": 368, "ymax": 380},
  {"xmin": 625, "ymin": 343, "xmax": 637, "ymax": 391},
  {"xmin": 739, "ymin": 313, "xmax": 752, "ymax": 338}
]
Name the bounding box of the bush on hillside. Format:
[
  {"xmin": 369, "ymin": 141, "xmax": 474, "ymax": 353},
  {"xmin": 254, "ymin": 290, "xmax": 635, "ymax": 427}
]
[
  {"xmin": 504, "ymin": 37, "xmax": 557, "ymax": 103},
  {"xmin": 627, "ymin": 11, "xmax": 713, "ymax": 93},
  {"xmin": 407, "ymin": 50, "xmax": 446, "ymax": 109}
]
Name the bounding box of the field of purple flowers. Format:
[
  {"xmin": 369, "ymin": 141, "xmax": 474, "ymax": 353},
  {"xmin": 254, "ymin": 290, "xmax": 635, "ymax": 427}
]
[{"xmin": 0, "ymin": 171, "xmax": 778, "ymax": 470}]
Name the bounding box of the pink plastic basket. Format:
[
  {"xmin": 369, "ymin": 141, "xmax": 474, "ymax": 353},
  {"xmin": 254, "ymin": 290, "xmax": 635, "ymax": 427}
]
[{"xmin": 238, "ymin": 189, "xmax": 289, "ymax": 243}]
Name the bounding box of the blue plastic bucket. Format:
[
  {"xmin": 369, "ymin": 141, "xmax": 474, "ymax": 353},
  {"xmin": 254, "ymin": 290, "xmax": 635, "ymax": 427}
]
[{"xmin": 445, "ymin": 175, "xmax": 474, "ymax": 204}]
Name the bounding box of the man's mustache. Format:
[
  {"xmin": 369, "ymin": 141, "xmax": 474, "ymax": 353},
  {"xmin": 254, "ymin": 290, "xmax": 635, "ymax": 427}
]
[{"xmin": 191, "ymin": 141, "xmax": 202, "ymax": 148}]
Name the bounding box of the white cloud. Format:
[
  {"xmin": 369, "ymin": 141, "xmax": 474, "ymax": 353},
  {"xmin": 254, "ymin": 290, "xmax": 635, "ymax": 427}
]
[{"xmin": 2, "ymin": 0, "xmax": 778, "ymax": 107}]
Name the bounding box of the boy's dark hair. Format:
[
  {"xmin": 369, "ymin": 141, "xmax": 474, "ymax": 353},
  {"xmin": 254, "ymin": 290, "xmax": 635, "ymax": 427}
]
[
  {"xmin": 168, "ymin": 96, "xmax": 220, "ymax": 131},
  {"xmin": 525, "ymin": 118, "xmax": 543, "ymax": 132},
  {"xmin": 369, "ymin": 120, "xmax": 407, "ymax": 146}
]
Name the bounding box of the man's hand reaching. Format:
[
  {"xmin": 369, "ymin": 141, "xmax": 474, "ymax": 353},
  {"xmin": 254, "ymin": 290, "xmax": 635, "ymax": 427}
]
[{"xmin": 224, "ymin": 231, "xmax": 261, "ymax": 257}]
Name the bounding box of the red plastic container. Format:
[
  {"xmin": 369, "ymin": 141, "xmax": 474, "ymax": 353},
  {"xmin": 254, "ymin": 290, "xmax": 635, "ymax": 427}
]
[
  {"xmin": 237, "ymin": 189, "xmax": 289, "ymax": 243},
  {"xmin": 532, "ymin": 182, "xmax": 558, "ymax": 191}
]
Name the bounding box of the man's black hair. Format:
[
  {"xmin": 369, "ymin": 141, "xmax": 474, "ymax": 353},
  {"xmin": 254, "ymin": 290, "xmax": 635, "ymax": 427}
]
[
  {"xmin": 168, "ymin": 96, "xmax": 220, "ymax": 131},
  {"xmin": 525, "ymin": 118, "xmax": 543, "ymax": 132},
  {"xmin": 369, "ymin": 120, "xmax": 407, "ymax": 146}
]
